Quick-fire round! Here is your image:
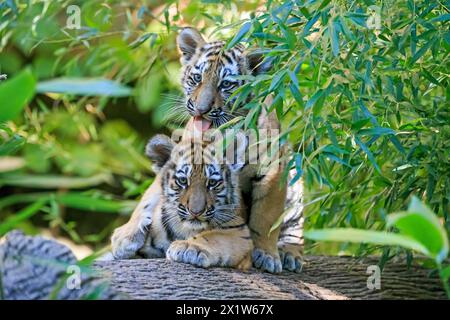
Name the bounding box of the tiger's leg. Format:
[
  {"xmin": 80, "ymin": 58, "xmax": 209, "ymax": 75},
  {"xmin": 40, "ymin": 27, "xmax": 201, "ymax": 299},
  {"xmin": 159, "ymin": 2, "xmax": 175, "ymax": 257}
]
[
  {"xmin": 166, "ymin": 224, "xmax": 253, "ymax": 270},
  {"xmin": 278, "ymin": 171, "xmax": 305, "ymax": 273},
  {"xmin": 278, "ymin": 218, "xmax": 304, "ymax": 273},
  {"xmin": 245, "ymin": 106, "xmax": 289, "ymax": 273},
  {"xmin": 248, "ymin": 168, "xmax": 288, "ymax": 274},
  {"xmin": 111, "ymin": 174, "xmax": 162, "ymax": 259},
  {"xmin": 137, "ymin": 203, "xmax": 168, "ymax": 259}
]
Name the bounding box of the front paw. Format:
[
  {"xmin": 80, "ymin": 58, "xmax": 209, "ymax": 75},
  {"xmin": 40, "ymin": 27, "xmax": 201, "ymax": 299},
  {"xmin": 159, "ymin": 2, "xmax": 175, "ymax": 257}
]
[
  {"xmin": 278, "ymin": 243, "xmax": 303, "ymax": 273},
  {"xmin": 111, "ymin": 219, "xmax": 151, "ymax": 259},
  {"xmin": 166, "ymin": 241, "xmax": 213, "ymax": 268},
  {"xmin": 252, "ymin": 248, "xmax": 282, "ymax": 274}
]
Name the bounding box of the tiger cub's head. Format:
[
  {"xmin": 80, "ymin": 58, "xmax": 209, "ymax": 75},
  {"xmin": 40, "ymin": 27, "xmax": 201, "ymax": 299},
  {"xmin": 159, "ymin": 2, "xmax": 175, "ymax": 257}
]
[
  {"xmin": 146, "ymin": 134, "xmax": 246, "ymax": 235},
  {"xmin": 176, "ymin": 27, "xmax": 272, "ymax": 129}
]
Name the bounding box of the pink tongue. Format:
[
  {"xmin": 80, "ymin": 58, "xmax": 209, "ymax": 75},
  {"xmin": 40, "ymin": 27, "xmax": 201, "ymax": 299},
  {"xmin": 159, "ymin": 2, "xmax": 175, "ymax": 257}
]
[{"xmin": 193, "ymin": 116, "xmax": 212, "ymax": 132}]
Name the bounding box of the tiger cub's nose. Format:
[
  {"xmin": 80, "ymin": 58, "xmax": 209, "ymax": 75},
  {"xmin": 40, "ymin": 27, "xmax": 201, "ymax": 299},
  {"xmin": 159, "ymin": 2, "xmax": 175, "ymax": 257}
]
[
  {"xmin": 187, "ymin": 197, "xmax": 206, "ymax": 218},
  {"xmin": 189, "ymin": 202, "xmax": 206, "ymax": 217},
  {"xmin": 189, "ymin": 208, "xmax": 205, "ymax": 217},
  {"xmin": 195, "ymin": 102, "xmax": 213, "ymax": 116}
]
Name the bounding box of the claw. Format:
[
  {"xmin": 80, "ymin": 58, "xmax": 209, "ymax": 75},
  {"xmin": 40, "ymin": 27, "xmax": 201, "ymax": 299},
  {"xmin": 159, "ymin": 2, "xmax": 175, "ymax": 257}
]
[
  {"xmin": 252, "ymin": 248, "xmax": 282, "ymax": 274},
  {"xmin": 167, "ymin": 242, "xmax": 212, "ymax": 268},
  {"xmin": 278, "ymin": 244, "xmax": 303, "ymax": 273}
]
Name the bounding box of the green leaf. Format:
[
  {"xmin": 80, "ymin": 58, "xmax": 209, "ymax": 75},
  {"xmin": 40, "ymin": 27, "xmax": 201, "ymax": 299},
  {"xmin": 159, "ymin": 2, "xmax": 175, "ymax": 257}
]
[
  {"xmin": 409, "ymin": 38, "xmax": 436, "ymax": 66},
  {"xmin": 338, "ymin": 16, "xmax": 355, "ymax": 41},
  {"xmin": 288, "ymin": 70, "xmax": 300, "ymax": 89},
  {"xmin": 289, "ymin": 83, "xmax": 303, "ymax": 108},
  {"xmin": 354, "ymin": 136, "xmax": 381, "ymax": 173},
  {"xmin": 129, "ymin": 33, "xmax": 157, "ymax": 49},
  {"xmin": 324, "ymin": 153, "xmax": 352, "ymax": 167},
  {"xmin": 36, "ymin": 78, "xmax": 132, "ymax": 97},
  {"xmin": 329, "ymin": 21, "xmax": 340, "ymax": 57},
  {"xmin": 0, "ymin": 192, "xmax": 136, "ymax": 215},
  {"xmin": 304, "ymin": 228, "xmax": 430, "ymax": 257},
  {"xmin": 56, "ymin": 193, "xmax": 135, "ymax": 214},
  {"xmin": 244, "ymin": 103, "xmax": 261, "ymax": 129},
  {"xmin": 421, "ymin": 69, "xmax": 440, "ymax": 86},
  {"xmin": 269, "ymin": 70, "xmax": 287, "ymax": 91},
  {"xmin": 318, "ymin": 0, "xmax": 332, "ymax": 10},
  {"xmin": 217, "ymin": 116, "xmax": 244, "ymax": 130},
  {"xmin": 226, "ymin": 21, "xmax": 251, "ymax": 49},
  {"xmin": 387, "ymin": 197, "xmax": 449, "ymax": 263},
  {"xmin": 280, "ymin": 26, "xmax": 297, "ymax": 49},
  {"xmin": 0, "ymin": 134, "xmax": 25, "ymax": 156},
  {"xmin": 440, "ymin": 265, "xmax": 450, "ymax": 279},
  {"xmin": 0, "ymin": 199, "xmax": 47, "ymax": 236},
  {"xmin": 358, "ymin": 127, "xmax": 396, "ymax": 136},
  {"xmin": 351, "ymin": 118, "xmax": 371, "ymax": 130},
  {"xmin": 305, "ymin": 89, "xmax": 324, "ymax": 110},
  {"xmin": 303, "ymin": 13, "xmax": 320, "ymax": 36},
  {"xmin": 0, "ymin": 69, "xmax": 36, "ymax": 122},
  {"xmin": 430, "ymin": 14, "xmax": 450, "ymax": 23},
  {"xmin": 0, "ymin": 173, "xmax": 112, "ymax": 189}
]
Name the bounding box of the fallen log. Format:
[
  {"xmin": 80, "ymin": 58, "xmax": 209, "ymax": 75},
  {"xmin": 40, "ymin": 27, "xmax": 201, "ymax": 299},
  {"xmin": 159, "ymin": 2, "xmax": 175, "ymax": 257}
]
[{"xmin": 0, "ymin": 230, "xmax": 447, "ymax": 300}]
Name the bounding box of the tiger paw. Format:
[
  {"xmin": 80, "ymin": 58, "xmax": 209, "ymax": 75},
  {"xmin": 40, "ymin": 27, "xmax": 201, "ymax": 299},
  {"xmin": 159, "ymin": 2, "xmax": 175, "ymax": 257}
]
[
  {"xmin": 252, "ymin": 248, "xmax": 282, "ymax": 274},
  {"xmin": 167, "ymin": 240, "xmax": 214, "ymax": 268},
  {"xmin": 111, "ymin": 217, "xmax": 151, "ymax": 259},
  {"xmin": 278, "ymin": 243, "xmax": 303, "ymax": 273}
]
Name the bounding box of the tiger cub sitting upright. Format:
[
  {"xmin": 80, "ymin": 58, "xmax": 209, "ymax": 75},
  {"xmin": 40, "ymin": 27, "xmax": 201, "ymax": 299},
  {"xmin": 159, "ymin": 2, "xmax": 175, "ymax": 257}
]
[{"xmin": 136, "ymin": 133, "xmax": 253, "ymax": 270}]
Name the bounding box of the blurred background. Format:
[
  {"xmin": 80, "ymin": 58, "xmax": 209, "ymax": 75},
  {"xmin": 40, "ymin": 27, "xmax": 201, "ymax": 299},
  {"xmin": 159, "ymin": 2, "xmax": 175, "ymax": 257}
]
[
  {"xmin": 0, "ymin": 0, "xmax": 448, "ymax": 263},
  {"xmin": 0, "ymin": 0, "xmax": 267, "ymax": 258}
]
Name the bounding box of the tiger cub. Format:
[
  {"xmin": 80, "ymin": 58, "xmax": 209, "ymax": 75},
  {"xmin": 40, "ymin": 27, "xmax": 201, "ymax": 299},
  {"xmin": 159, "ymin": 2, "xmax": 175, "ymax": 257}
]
[
  {"xmin": 111, "ymin": 27, "xmax": 304, "ymax": 274},
  {"xmin": 137, "ymin": 133, "xmax": 253, "ymax": 270}
]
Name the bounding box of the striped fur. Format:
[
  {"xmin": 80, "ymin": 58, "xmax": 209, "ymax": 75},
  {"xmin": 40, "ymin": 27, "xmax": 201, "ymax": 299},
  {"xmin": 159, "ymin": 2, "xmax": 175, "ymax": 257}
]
[
  {"xmin": 175, "ymin": 27, "xmax": 270, "ymax": 126},
  {"xmin": 138, "ymin": 137, "xmax": 253, "ymax": 270},
  {"xmin": 110, "ymin": 28, "xmax": 304, "ymax": 273},
  {"xmin": 176, "ymin": 28, "xmax": 304, "ymax": 272}
]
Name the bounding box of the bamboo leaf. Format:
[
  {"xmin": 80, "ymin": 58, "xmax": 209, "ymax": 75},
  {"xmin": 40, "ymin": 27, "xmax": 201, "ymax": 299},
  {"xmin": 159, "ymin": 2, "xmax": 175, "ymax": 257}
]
[
  {"xmin": 37, "ymin": 78, "xmax": 132, "ymax": 97},
  {"xmin": 0, "ymin": 69, "xmax": 36, "ymax": 122},
  {"xmin": 409, "ymin": 38, "xmax": 437, "ymax": 66},
  {"xmin": 329, "ymin": 20, "xmax": 340, "ymax": 57},
  {"xmin": 305, "ymin": 228, "xmax": 431, "ymax": 257},
  {"xmin": 226, "ymin": 21, "xmax": 251, "ymax": 49},
  {"xmin": 354, "ymin": 137, "xmax": 381, "ymax": 173},
  {"xmin": 0, "ymin": 199, "xmax": 47, "ymax": 236},
  {"xmin": 0, "ymin": 173, "xmax": 113, "ymax": 189},
  {"xmin": 388, "ymin": 197, "xmax": 449, "ymax": 263}
]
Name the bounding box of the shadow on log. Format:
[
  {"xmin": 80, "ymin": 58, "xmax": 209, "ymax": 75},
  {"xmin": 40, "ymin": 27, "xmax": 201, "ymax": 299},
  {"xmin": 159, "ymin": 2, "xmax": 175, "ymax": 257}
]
[{"xmin": 0, "ymin": 230, "xmax": 447, "ymax": 300}]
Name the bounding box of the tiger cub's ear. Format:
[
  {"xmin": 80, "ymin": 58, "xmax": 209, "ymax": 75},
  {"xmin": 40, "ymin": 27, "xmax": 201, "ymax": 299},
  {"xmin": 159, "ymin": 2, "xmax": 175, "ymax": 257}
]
[
  {"xmin": 246, "ymin": 51, "xmax": 273, "ymax": 75},
  {"xmin": 177, "ymin": 27, "xmax": 206, "ymax": 64},
  {"xmin": 146, "ymin": 134, "xmax": 175, "ymax": 172}
]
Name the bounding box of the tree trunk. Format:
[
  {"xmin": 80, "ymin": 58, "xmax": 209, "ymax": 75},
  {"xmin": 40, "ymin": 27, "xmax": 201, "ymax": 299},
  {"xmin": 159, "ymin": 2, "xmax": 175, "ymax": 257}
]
[
  {"xmin": 94, "ymin": 256, "xmax": 447, "ymax": 300},
  {"xmin": 1, "ymin": 230, "xmax": 447, "ymax": 300}
]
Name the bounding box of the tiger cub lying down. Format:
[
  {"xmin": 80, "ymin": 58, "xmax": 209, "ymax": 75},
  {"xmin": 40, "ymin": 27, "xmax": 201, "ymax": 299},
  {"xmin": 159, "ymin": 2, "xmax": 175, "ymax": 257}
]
[{"xmin": 136, "ymin": 133, "xmax": 253, "ymax": 270}]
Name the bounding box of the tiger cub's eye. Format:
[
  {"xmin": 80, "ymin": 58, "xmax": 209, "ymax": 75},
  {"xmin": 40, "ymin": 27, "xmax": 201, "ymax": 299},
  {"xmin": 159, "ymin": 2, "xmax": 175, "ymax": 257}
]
[
  {"xmin": 192, "ymin": 73, "xmax": 202, "ymax": 83},
  {"xmin": 176, "ymin": 176, "xmax": 188, "ymax": 187},
  {"xmin": 208, "ymin": 179, "xmax": 221, "ymax": 189},
  {"xmin": 220, "ymin": 80, "xmax": 233, "ymax": 89}
]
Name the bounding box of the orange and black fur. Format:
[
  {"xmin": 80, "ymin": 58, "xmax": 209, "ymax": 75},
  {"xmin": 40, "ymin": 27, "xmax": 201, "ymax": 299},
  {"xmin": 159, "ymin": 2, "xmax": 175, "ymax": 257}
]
[
  {"xmin": 137, "ymin": 133, "xmax": 253, "ymax": 270},
  {"xmin": 111, "ymin": 27, "xmax": 304, "ymax": 273}
]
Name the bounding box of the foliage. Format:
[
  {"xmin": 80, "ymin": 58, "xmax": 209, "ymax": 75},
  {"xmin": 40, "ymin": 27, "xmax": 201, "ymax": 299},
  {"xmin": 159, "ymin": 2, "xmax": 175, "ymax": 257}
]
[
  {"xmin": 0, "ymin": 0, "xmax": 448, "ymax": 271},
  {"xmin": 305, "ymin": 197, "xmax": 450, "ymax": 297},
  {"xmin": 234, "ymin": 0, "xmax": 449, "ymax": 257}
]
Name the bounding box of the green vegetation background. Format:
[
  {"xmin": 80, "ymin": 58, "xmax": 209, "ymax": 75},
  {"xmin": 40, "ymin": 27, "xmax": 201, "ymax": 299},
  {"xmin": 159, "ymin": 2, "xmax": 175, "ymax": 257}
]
[{"xmin": 0, "ymin": 0, "xmax": 449, "ymax": 265}]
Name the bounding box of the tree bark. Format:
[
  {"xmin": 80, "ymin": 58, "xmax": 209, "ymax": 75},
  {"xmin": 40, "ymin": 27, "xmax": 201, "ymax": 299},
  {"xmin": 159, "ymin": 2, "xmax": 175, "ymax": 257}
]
[
  {"xmin": 0, "ymin": 230, "xmax": 122, "ymax": 300},
  {"xmin": 94, "ymin": 256, "xmax": 447, "ymax": 300},
  {"xmin": 1, "ymin": 230, "xmax": 447, "ymax": 300}
]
